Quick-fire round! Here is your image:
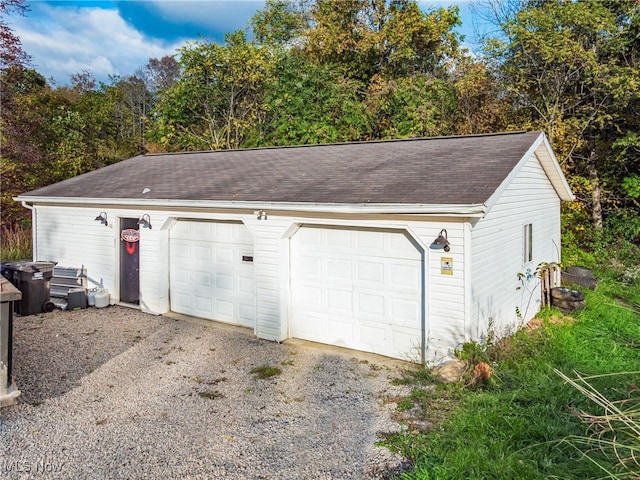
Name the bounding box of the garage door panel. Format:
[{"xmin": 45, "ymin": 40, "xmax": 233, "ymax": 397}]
[
  {"xmin": 326, "ymin": 228, "xmax": 351, "ymax": 247},
  {"xmin": 239, "ymin": 303, "xmax": 255, "ymax": 322},
  {"xmin": 356, "ymin": 260, "xmax": 384, "ymax": 283},
  {"xmin": 195, "ymin": 296, "xmax": 212, "ymax": 312},
  {"xmin": 214, "ymin": 272, "xmax": 232, "ymax": 291},
  {"xmin": 391, "ymin": 263, "xmax": 421, "ymax": 286},
  {"xmin": 390, "ymin": 298, "xmax": 420, "ymax": 325},
  {"xmin": 291, "ymin": 226, "xmax": 423, "ymax": 360},
  {"xmin": 327, "ymin": 319, "xmax": 355, "ymax": 345},
  {"xmin": 327, "ymin": 259, "xmax": 351, "ymax": 281},
  {"xmin": 215, "ymin": 299, "xmax": 234, "ymax": 317},
  {"xmin": 357, "ymin": 292, "xmax": 385, "ymax": 318},
  {"xmin": 239, "ymin": 276, "xmax": 255, "ymax": 294},
  {"xmin": 194, "ymin": 271, "xmax": 211, "ymax": 288},
  {"xmin": 391, "ymin": 328, "xmax": 421, "ymax": 361},
  {"xmin": 172, "ymin": 292, "xmax": 191, "ymax": 310},
  {"xmin": 194, "ymin": 245, "xmax": 211, "ymax": 261},
  {"xmin": 193, "ymin": 222, "xmax": 212, "ymax": 237},
  {"xmin": 170, "ymin": 221, "xmax": 255, "ymax": 328},
  {"xmin": 292, "ymin": 312, "xmax": 323, "ymax": 339},
  {"xmin": 173, "ymin": 269, "xmax": 191, "ymax": 287},
  {"xmin": 295, "ymin": 227, "xmax": 323, "ymax": 245},
  {"xmin": 327, "ymin": 288, "xmax": 352, "ymax": 311},
  {"xmin": 213, "ymin": 222, "xmax": 233, "ymax": 238},
  {"xmin": 294, "ymin": 256, "xmax": 322, "ymax": 277},
  {"xmin": 359, "ymin": 323, "xmax": 387, "ymax": 350},
  {"xmin": 294, "ymin": 285, "xmax": 322, "ymax": 307},
  {"xmin": 356, "ymin": 230, "xmax": 385, "ymax": 250},
  {"xmin": 172, "ymin": 240, "xmax": 191, "ymax": 258},
  {"xmin": 214, "ymin": 246, "xmax": 234, "ymax": 264}
]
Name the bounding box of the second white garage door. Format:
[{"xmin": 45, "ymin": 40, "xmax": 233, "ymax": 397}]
[
  {"xmin": 170, "ymin": 220, "xmax": 255, "ymax": 328},
  {"xmin": 290, "ymin": 226, "xmax": 423, "ymax": 361}
]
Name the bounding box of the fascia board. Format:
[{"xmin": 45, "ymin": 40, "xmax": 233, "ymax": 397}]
[
  {"xmin": 536, "ymin": 135, "xmax": 575, "ymax": 201},
  {"xmin": 16, "ymin": 196, "xmax": 487, "ymax": 217}
]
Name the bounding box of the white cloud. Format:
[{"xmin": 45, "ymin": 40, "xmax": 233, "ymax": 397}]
[
  {"xmin": 12, "ymin": 3, "xmax": 184, "ymax": 85},
  {"xmin": 148, "ymin": 0, "xmax": 264, "ymax": 33}
]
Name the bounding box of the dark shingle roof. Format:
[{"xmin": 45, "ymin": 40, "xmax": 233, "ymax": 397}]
[{"xmin": 21, "ymin": 131, "xmax": 542, "ymax": 205}]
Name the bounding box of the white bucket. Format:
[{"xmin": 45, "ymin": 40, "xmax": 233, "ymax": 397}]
[{"xmin": 94, "ymin": 289, "xmax": 110, "ymax": 308}]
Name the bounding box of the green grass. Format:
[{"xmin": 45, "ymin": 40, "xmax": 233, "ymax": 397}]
[
  {"xmin": 198, "ymin": 390, "xmax": 224, "ymax": 400},
  {"xmin": 250, "ymin": 364, "xmax": 282, "ymax": 379},
  {"xmin": 382, "ymin": 275, "xmax": 640, "ymax": 480}
]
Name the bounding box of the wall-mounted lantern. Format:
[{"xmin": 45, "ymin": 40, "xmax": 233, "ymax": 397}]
[
  {"xmin": 137, "ymin": 214, "xmax": 152, "ymax": 229},
  {"xmin": 431, "ymin": 229, "xmax": 451, "ymax": 252},
  {"xmin": 94, "ymin": 212, "xmax": 108, "ymax": 227}
]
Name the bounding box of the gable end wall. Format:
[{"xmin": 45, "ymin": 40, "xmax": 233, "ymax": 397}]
[{"xmin": 469, "ymin": 152, "xmax": 561, "ymax": 341}]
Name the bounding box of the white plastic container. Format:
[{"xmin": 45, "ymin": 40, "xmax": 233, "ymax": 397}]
[
  {"xmin": 94, "ymin": 289, "xmax": 110, "ymax": 308},
  {"xmin": 87, "ymin": 288, "xmax": 97, "ymax": 307}
]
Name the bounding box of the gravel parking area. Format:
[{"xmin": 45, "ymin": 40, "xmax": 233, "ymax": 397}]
[{"xmin": 1, "ymin": 307, "xmax": 415, "ymax": 479}]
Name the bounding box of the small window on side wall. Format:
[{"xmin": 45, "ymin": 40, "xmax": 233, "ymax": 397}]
[{"xmin": 523, "ymin": 223, "xmax": 533, "ymax": 263}]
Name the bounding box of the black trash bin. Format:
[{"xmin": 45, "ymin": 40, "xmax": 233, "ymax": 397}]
[{"xmin": 0, "ymin": 261, "xmax": 56, "ymax": 315}]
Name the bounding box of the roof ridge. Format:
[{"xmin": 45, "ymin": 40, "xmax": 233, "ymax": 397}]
[{"xmin": 143, "ymin": 130, "xmax": 534, "ymax": 157}]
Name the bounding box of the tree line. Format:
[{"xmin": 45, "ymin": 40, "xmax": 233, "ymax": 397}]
[{"xmin": 1, "ymin": 0, "xmax": 639, "ymax": 245}]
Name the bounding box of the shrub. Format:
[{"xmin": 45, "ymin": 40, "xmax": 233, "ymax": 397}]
[{"xmin": 0, "ymin": 225, "xmax": 32, "ymax": 260}]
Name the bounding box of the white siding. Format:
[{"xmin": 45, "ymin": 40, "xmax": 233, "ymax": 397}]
[
  {"xmin": 242, "ymin": 217, "xmax": 293, "ymax": 341},
  {"xmin": 32, "ymin": 205, "xmax": 469, "ymax": 363},
  {"xmin": 409, "ymin": 223, "xmax": 466, "ymax": 363},
  {"xmin": 35, "ymin": 206, "xmax": 117, "ymax": 293},
  {"xmin": 139, "ymin": 213, "xmax": 170, "ymax": 314},
  {"xmin": 470, "ymin": 153, "xmax": 561, "ymax": 340}
]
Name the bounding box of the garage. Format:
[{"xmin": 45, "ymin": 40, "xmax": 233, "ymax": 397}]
[
  {"xmin": 19, "ymin": 132, "xmax": 574, "ymax": 364},
  {"xmin": 290, "ymin": 226, "xmax": 424, "ymax": 361},
  {"xmin": 169, "ymin": 220, "xmax": 256, "ymax": 328}
]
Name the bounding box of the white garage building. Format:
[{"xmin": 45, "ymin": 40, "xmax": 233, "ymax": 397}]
[{"xmin": 16, "ymin": 131, "xmax": 573, "ymax": 364}]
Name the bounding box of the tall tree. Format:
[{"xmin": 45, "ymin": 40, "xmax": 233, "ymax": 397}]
[
  {"xmin": 0, "ymin": 67, "xmax": 51, "ymax": 227},
  {"xmin": 249, "ymin": 0, "xmax": 464, "ymax": 144},
  {"xmin": 145, "ymin": 55, "xmax": 180, "ymax": 95},
  {"xmin": 110, "ymin": 74, "xmax": 152, "ymax": 153},
  {"xmin": 449, "ymin": 55, "xmax": 510, "ymax": 135},
  {"xmin": 303, "ymin": 0, "xmax": 460, "ymax": 83},
  {"xmin": 364, "ymin": 73, "xmax": 457, "ymax": 138},
  {"xmin": 251, "ymin": 54, "xmax": 372, "ymax": 146},
  {"xmin": 251, "ymin": 0, "xmax": 309, "ymax": 48},
  {"xmin": 489, "ymin": 0, "xmax": 640, "ymax": 228},
  {"xmin": 0, "ymin": 0, "xmax": 30, "ymax": 70},
  {"xmin": 147, "ymin": 31, "xmax": 275, "ymax": 151}
]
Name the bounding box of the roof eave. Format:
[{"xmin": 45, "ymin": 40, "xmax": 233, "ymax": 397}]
[
  {"xmin": 537, "ymin": 134, "xmax": 575, "ymax": 202},
  {"xmin": 16, "ymin": 196, "xmax": 487, "ymax": 217}
]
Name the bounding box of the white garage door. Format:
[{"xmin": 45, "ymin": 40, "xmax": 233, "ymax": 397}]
[
  {"xmin": 170, "ymin": 220, "xmax": 255, "ymax": 328},
  {"xmin": 291, "ymin": 226, "xmax": 423, "ymax": 361}
]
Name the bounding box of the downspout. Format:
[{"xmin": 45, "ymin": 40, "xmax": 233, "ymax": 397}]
[{"xmin": 20, "ymin": 201, "xmax": 35, "ymax": 261}]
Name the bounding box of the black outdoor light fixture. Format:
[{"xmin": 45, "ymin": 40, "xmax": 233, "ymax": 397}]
[
  {"xmin": 255, "ymin": 210, "xmax": 268, "ymax": 220},
  {"xmin": 137, "ymin": 214, "xmax": 152, "ymax": 229},
  {"xmin": 432, "ymin": 229, "xmax": 451, "ymax": 252},
  {"xmin": 95, "ymin": 211, "xmax": 108, "ymax": 227}
]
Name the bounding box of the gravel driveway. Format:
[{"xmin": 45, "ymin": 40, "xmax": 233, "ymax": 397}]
[{"xmin": 1, "ymin": 307, "xmax": 415, "ymax": 479}]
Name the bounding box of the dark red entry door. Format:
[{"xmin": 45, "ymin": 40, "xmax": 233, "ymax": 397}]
[{"xmin": 119, "ymin": 218, "xmax": 140, "ymax": 304}]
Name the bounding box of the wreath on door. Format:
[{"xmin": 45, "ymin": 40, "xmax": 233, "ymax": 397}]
[{"xmin": 121, "ymin": 228, "xmax": 140, "ymax": 255}]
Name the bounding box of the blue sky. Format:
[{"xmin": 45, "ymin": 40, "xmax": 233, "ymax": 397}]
[{"xmin": 10, "ymin": 0, "xmax": 485, "ymax": 86}]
